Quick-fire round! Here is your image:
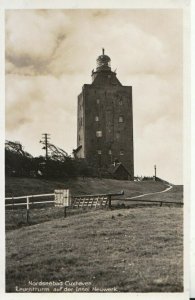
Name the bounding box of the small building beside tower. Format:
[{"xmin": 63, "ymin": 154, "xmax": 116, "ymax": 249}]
[{"xmin": 75, "ymin": 49, "xmax": 134, "ymax": 180}]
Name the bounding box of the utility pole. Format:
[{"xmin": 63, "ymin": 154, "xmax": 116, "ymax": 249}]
[
  {"xmin": 154, "ymin": 164, "xmax": 157, "ymax": 181},
  {"xmin": 40, "ymin": 133, "xmax": 50, "ymax": 161}
]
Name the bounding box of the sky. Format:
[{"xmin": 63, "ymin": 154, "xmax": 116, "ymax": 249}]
[{"xmin": 5, "ymin": 9, "xmax": 183, "ymax": 184}]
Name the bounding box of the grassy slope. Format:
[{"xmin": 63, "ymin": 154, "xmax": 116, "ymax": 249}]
[
  {"xmin": 6, "ymin": 187, "xmax": 183, "ymax": 293},
  {"xmin": 5, "ymin": 177, "xmax": 183, "ymax": 292},
  {"xmin": 5, "ymin": 176, "xmax": 167, "ymax": 198}
]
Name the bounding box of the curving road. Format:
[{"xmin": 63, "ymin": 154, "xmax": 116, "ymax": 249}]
[{"xmin": 126, "ymin": 184, "xmax": 173, "ymax": 200}]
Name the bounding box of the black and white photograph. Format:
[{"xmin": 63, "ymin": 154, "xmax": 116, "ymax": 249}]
[{"xmin": 1, "ymin": 0, "xmax": 193, "ymax": 299}]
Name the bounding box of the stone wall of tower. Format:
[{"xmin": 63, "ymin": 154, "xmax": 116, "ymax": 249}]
[{"xmin": 77, "ymin": 82, "xmax": 134, "ymax": 179}]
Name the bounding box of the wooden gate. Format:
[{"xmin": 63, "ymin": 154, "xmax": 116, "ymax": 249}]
[
  {"xmin": 72, "ymin": 195, "xmax": 109, "ymax": 208},
  {"xmin": 71, "ymin": 191, "xmax": 124, "ymax": 208}
]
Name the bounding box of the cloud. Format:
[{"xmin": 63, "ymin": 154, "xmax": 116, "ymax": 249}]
[
  {"xmin": 5, "ymin": 9, "xmax": 183, "ymax": 183},
  {"xmin": 5, "ymin": 73, "xmax": 80, "ymax": 154},
  {"xmin": 6, "ymin": 9, "xmax": 182, "ymax": 77},
  {"xmin": 6, "ymin": 10, "xmax": 72, "ymax": 75}
]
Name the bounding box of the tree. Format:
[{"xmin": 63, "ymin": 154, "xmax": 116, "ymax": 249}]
[{"xmin": 5, "ymin": 140, "xmax": 35, "ymax": 176}]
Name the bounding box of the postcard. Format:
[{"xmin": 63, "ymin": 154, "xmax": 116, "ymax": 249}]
[{"xmin": 0, "ymin": 1, "xmax": 193, "ymax": 300}]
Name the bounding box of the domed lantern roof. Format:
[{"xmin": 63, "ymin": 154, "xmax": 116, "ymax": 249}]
[{"xmin": 96, "ymin": 48, "xmax": 111, "ymax": 71}]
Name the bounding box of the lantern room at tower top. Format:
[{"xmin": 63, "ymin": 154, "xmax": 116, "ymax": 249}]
[
  {"xmin": 75, "ymin": 49, "xmax": 134, "ymax": 180},
  {"xmin": 91, "ymin": 48, "xmax": 122, "ymax": 87},
  {"xmin": 96, "ymin": 48, "xmax": 111, "ymax": 70}
]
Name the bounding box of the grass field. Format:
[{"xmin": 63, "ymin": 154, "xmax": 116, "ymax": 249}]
[
  {"xmin": 5, "ymin": 176, "xmax": 167, "ymax": 198},
  {"xmin": 5, "ymin": 177, "xmax": 183, "ymax": 293},
  {"xmin": 6, "ymin": 206, "xmax": 183, "ymax": 293}
]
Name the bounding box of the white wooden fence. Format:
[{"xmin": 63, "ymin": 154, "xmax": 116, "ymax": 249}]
[
  {"xmin": 5, "ymin": 190, "xmax": 124, "ymax": 209},
  {"xmin": 5, "ymin": 190, "xmax": 124, "ymax": 224},
  {"xmin": 5, "ymin": 193, "xmax": 55, "ymax": 207},
  {"xmin": 5, "ymin": 193, "xmax": 56, "ymax": 223}
]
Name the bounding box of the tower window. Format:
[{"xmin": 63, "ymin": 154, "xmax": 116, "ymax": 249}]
[
  {"xmin": 97, "ymin": 99, "xmax": 100, "ymax": 104},
  {"xmin": 95, "ymin": 116, "xmax": 99, "ymax": 122},
  {"xmin": 97, "ymin": 150, "xmax": 102, "ymax": 155},
  {"xmin": 119, "ymin": 99, "xmax": 123, "ymax": 105},
  {"xmin": 108, "ymin": 150, "xmax": 112, "ymax": 155},
  {"xmin": 120, "ymin": 150, "xmax": 124, "ymax": 155},
  {"xmin": 119, "ymin": 116, "xmax": 124, "ymax": 123},
  {"xmin": 96, "ymin": 131, "xmax": 102, "ymax": 137},
  {"xmin": 116, "ymin": 132, "xmax": 120, "ymax": 139}
]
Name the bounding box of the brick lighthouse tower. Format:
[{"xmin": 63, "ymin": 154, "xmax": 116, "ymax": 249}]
[{"xmin": 75, "ymin": 49, "xmax": 134, "ymax": 180}]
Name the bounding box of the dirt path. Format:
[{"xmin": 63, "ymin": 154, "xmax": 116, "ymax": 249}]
[{"xmin": 127, "ymin": 184, "xmax": 173, "ymax": 200}]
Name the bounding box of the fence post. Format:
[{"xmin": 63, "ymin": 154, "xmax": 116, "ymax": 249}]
[
  {"xmin": 12, "ymin": 196, "xmax": 14, "ymax": 211},
  {"xmin": 64, "ymin": 189, "xmax": 69, "ymax": 217},
  {"xmin": 64, "ymin": 207, "xmax": 67, "ymax": 218},
  {"xmin": 26, "ymin": 196, "xmax": 30, "ymax": 224},
  {"xmin": 108, "ymin": 195, "xmax": 112, "ymax": 208}
]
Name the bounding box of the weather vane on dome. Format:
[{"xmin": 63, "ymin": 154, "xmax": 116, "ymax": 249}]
[{"xmin": 102, "ymin": 48, "xmax": 105, "ymax": 55}]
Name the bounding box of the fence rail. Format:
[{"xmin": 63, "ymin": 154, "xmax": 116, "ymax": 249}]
[
  {"xmin": 116, "ymin": 198, "xmax": 183, "ymax": 206},
  {"xmin": 5, "ymin": 190, "xmax": 183, "ymax": 225},
  {"xmin": 73, "ymin": 191, "xmax": 124, "ymax": 198},
  {"xmin": 5, "ymin": 193, "xmax": 54, "ymax": 201},
  {"xmin": 5, "ymin": 201, "xmax": 55, "ymax": 207},
  {"xmin": 5, "ymin": 191, "xmax": 121, "ymax": 224},
  {"xmin": 5, "ymin": 193, "xmax": 55, "ymax": 209}
]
